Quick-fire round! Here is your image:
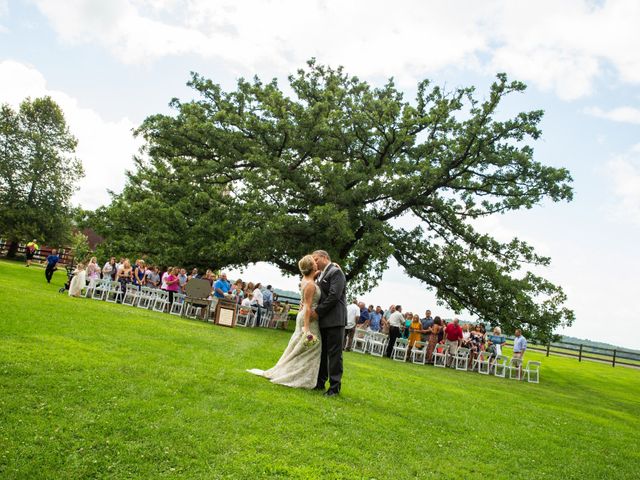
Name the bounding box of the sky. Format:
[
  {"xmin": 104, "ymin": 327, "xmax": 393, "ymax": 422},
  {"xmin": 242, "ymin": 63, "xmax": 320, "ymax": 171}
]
[{"xmin": 1, "ymin": 0, "xmax": 639, "ymax": 349}]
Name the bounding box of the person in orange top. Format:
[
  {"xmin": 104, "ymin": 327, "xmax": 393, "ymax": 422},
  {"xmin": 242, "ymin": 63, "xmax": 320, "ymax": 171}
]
[{"xmin": 406, "ymin": 314, "xmax": 424, "ymax": 360}]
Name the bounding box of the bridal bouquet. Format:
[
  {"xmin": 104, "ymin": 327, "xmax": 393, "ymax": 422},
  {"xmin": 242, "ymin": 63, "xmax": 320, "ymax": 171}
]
[{"xmin": 302, "ymin": 332, "xmax": 319, "ymax": 349}]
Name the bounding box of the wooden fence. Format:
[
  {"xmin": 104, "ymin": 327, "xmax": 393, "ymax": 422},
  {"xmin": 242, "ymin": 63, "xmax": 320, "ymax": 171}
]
[{"xmin": 505, "ymin": 337, "xmax": 640, "ymax": 368}]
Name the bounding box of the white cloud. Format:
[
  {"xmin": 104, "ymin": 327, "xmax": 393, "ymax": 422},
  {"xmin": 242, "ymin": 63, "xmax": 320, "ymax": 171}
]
[
  {"xmin": 584, "ymin": 106, "xmax": 640, "ymax": 124},
  {"xmin": 604, "ymin": 144, "xmax": 640, "ymax": 224},
  {"xmin": 0, "ymin": 60, "xmax": 140, "ymax": 209},
  {"xmin": 29, "ymin": 0, "xmax": 640, "ymax": 99}
]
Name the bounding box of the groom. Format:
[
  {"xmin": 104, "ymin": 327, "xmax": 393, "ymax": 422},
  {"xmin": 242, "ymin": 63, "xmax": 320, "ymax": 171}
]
[{"xmin": 312, "ymin": 250, "xmax": 347, "ymax": 397}]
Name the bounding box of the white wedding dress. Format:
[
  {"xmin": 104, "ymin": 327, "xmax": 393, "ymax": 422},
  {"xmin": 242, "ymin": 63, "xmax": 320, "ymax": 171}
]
[{"xmin": 248, "ymin": 279, "xmax": 322, "ymax": 389}]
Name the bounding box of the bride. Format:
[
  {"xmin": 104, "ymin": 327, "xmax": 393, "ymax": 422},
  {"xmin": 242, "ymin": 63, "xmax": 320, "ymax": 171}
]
[{"xmin": 247, "ymin": 254, "xmax": 322, "ymax": 389}]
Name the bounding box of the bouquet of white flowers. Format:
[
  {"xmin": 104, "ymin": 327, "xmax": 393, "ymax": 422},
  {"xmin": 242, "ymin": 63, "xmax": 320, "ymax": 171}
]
[{"xmin": 302, "ymin": 332, "xmax": 319, "ymax": 349}]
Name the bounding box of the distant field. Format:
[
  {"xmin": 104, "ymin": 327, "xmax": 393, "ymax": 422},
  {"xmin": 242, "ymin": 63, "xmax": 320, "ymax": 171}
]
[{"xmin": 1, "ymin": 259, "xmax": 639, "ymax": 479}]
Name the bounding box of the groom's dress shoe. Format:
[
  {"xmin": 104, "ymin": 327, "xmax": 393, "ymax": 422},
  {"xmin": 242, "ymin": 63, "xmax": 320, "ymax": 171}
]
[
  {"xmin": 313, "ymin": 385, "xmax": 325, "ymax": 391},
  {"xmin": 324, "ymin": 390, "xmax": 339, "ymax": 397}
]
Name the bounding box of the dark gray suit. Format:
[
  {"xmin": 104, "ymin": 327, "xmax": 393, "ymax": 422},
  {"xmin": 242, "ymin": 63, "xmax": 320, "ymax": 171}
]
[{"xmin": 315, "ymin": 264, "xmax": 347, "ymax": 393}]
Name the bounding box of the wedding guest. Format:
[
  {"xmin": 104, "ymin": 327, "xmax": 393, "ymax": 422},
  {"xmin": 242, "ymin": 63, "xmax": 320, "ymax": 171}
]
[
  {"xmin": 426, "ymin": 317, "xmax": 442, "ymax": 363},
  {"xmin": 385, "ymin": 305, "xmax": 405, "ymax": 358},
  {"xmin": 116, "ymin": 259, "xmax": 133, "ymax": 299},
  {"xmin": 461, "ymin": 323, "xmax": 472, "ymax": 348},
  {"xmin": 102, "ymin": 257, "xmax": 117, "ymax": 280},
  {"xmin": 146, "ymin": 266, "xmax": 160, "ymax": 288},
  {"xmin": 244, "ymin": 281, "xmax": 255, "ymax": 300},
  {"xmin": 263, "ymin": 285, "xmax": 274, "ymax": 311},
  {"xmin": 407, "ymin": 314, "xmax": 423, "ymax": 359},
  {"xmin": 402, "ymin": 313, "xmax": 412, "ymax": 339},
  {"xmin": 203, "ymin": 269, "xmax": 216, "ymax": 287},
  {"xmin": 444, "ymin": 318, "xmax": 463, "ymax": 364},
  {"xmin": 513, "ymin": 329, "xmax": 527, "ymax": 379},
  {"xmin": 85, "ymin": 256, "xmax": 101, "ymax": 293},
  {"xmin": 420, "ymin": 309, "xmax": 434, "ymax": 342},
  {"xmin": 344, "ymin": 299, "xmax": 360, "ymax": 351},
  {"xmin": 25, "ymin": 239, "xmax": 38, "ymax": 267},
  {"xmin": 178, "ymin": 268, "xmax": 188, "ymax": 292},
  {"xmin": 213, "ymin": 272, "xmax": 231, "ymax": 299},
  {"xmin": 369, "ymin": 306, "xmax": 382, "ymax": 332},
  {"xmin": 161, "ymin": 266, "xmax": 172, "ymax": 290},
  {"xmin": 189, "ymin": 267, "xmax": 200, "ymax": 280},
  {"xmin": 68, "ymin": 263, "xmax": 86, "ymax": 297},
  {"xmin": 357, "ymin": 302, "xmax": 369, "ymax": 329},
  {"xmin": 44, "ymin": 249, "xmax": 60, "ymax": 284},
  {"xmin": 164, "ymin": 267, "xmax": 180, "ymax": 307},
  {"xmin": 251, "ymin": 283, "xmax": 264, "ymax": 307},
  {"xmin": 487, "ymin": 327, "xmax": 506, "ymax": 356},
  {"xmin": 133, "ymin": 259, "xmax": 146, "ymax": 288},
  {"xmin": 231, "ymin": 279, "xmax": 244, "ymax": 303}
]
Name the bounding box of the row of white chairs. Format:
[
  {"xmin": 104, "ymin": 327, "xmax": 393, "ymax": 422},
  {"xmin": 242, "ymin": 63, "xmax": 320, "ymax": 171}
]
[
  {"xmin": 351, "ymin": 329, "xmax": 540, "ymax": 383},
  {"xmin": 83, "ymin": 279, "xmax": 291, "ymax": 327}
]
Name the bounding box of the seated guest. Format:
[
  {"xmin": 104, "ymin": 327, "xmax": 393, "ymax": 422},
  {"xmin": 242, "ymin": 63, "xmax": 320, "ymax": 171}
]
[
  {"xmin": 214, "ymin": 272, "xmax": 232, "ymax": 299},
  {"xmin": 487, "ymin": 327, "xmax": 506, "ymax": 356},
  {"xmin": 426, "ymin": 317, "xmax": 442, "ymax": 363},
  {"xmin": 239, "ymin": 296, "xmax": 252, "ymax": 315}
]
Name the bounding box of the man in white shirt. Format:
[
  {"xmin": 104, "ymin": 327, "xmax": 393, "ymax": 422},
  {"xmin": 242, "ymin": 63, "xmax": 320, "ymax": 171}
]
[
  {"xmin": 344, "ymin": 299, "xmax": 360, "ymax": 351},
  {"xmin": 385, "ymin": 305, "xmax": 405, "ymax": 358}
]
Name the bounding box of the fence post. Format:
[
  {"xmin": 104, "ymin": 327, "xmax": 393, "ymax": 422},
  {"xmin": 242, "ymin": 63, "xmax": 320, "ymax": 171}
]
[
  {"xmin": 546, "ymin": 342, "xmax": 550, "ymax": 357},
  {"xmin": 612, "ymin": 349, "xmax": 616, "ymax": 368},
  {"xmin": 578, "ymin": 344, "xmax": 583, "ymax": 362}
]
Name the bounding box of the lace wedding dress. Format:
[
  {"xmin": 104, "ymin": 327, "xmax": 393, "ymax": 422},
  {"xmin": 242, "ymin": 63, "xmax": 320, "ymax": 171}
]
[{"xmin": 247, "ymin": 279, "xmax": 322, "ymax": 389}]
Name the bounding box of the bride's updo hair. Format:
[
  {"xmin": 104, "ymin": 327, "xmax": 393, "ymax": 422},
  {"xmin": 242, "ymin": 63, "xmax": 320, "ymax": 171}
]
[{"xmin": 298, "ymin": 254, "xmax": 316, "ymax": 276}]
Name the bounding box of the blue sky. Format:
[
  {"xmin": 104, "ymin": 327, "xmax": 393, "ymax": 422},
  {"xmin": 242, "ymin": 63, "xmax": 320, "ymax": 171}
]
[{"xmin": 2, "ymin": 0, "xmax": 639, "ymax": 348}]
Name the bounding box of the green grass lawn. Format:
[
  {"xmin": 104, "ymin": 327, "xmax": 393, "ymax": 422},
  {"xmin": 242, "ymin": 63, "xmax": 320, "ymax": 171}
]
[{"xmin": 1, "ymin": 259, "xmax": 639, "ymax": 479}]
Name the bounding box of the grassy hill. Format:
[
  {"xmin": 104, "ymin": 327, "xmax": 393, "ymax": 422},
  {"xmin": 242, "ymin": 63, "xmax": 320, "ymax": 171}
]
[{"xmin": 1, "ymin": 260, "xmax": 639, "ymax": 479}]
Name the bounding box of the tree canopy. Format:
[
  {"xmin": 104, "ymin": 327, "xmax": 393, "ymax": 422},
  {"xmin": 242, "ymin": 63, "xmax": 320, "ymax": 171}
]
[
  {"xmin": 91, "ymin": 60, "xmax": 575, "ymax": 340},
  {"xmin": 0, "ymin": 97, "xmax": 83, "ymax": 250}
]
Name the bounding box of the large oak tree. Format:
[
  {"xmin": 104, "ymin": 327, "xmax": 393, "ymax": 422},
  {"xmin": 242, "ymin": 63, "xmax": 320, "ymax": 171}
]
[{"xmin": 92, "ymin": 61, "xmax": 574, "ymax": 340}]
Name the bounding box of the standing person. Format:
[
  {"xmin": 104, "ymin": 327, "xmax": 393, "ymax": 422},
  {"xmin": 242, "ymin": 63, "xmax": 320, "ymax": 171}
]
[
  {"xmin": 25, "ymin": 239, "xmax": 39, "ymax": 267},
  {"xmin": 133, "ymin": 259, "xmax": 146, "ymax": 289},
  {"xmin": 385, "ymin": 305, "xmax": 405, "ymax": 358},
  {"xmin": 512, "ymin": 328, "xmax": 527, "ymax": 379},
  {"xmin": 487, "ymin": 327, "xmax": 506, "ymax": 356},
  {"xmin": 214, "ymin": 272, "xmax": 231, "ymax": 299},
  {"xmin": 357, "ymin": 302, "xmax": 369, "ymax": 329},
  {"xmin": 344, "ymin": 299, "xmax": 360, "ymax": 351},
  {"xmin": 116, "ymin": 259, "xmax": 133, "ymax": 300},
  {"xmin": 86, "ymin": 257, "xmax": 101, "ymax": 293},
  {"xmin": 311, "ymin": 250, "xmax": 347, "ymax": 397},
  {"xmin": 161, "ymin": 266, "xmax": 171, "ymax": 291},
  {"xmin": 247, "ymin": 255, "xmax": 322, "ymax": 389},
  {"xmin": 68, "ymin": 263, "xmax": 86, "ymax": 297},
  {"xmin": 369, "ymin": 306, "xmax": 382, "ymax": 332},
  {"xmin": 426, "ymin": 317, "xmax": 442, "ymax": 364},
  {"xmin": 44, "ymin": 249, "xmax": 60, "ymax": 283},
  {"xmin": 263, "ymin": 285, "xmax": 274, "ymax": 311},
  {"xmin": 164, "ymin": 267, "xmax": 180, "ymax": 308},
  {"xmin": 444, "ymin": 318, "xmax": 463, "ymax": 365},
  {"xmin": 178, "ymin": 268, "xmax": 188, "ymax": 292},
  {"xmin": 420, "ymin": 310, "xmax": 434, "ymax": 342},
  {"xmin": 407, "ymin": 314, "xmax": 423, "ymax": 360},
  {"xmin": 102, "ymin": 257, "xmax": 117, "ymax": 280},
  {"xmin": 189, "ymin": 268, "xmax": 200, "ymax": 280}
]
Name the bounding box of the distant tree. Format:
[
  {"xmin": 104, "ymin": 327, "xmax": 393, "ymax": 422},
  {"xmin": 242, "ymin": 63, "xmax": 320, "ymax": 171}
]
[
  {"xmin": 0, "ymin": 97, "xmax": 83, "ymax": 255},
  {"xmin": 94, "ymin": 61, "xmax": 575, "ymax": 340}
]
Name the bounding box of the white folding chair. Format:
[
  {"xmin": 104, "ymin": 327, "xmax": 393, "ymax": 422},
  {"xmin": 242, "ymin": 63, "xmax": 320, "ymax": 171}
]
[
  {"xmin": 432, "ymin": 344, "xmax": 450, "ymax": 368},
  {"xmin": 524, "ymin": 361, "xmax": 541, "ymax": 383},
  {"xmin": 91, "ymin": 279, "xmax": 109, "ymax": 300},
  {"xmin": 392, "ymin": 338, "xmax": 409, "ymax": 361},
  {"xmin": 454, "ymin": 347, "xmax": 470, "ymax": 371},
  {"xmin": 473, "ymin": 350, "xmax": 493, "ymax": 374},
  {"xmin": 351, "ymin": 329, "xmax": 368, "ymax": 354},
  {"xmin": 169, "ymin": 293, "xmax": 186, "ymax": 316},
  {"xmin": 369, "ymin": 333, "xmax": 388, "ymax": 357},
  {"xmin": 410, "ymin": 341, "xmax": 427, "ymax": 364},
  {"xmin": 122, "ymin": 285, "xmax": 140, "ymax": 306},
  {"xmin": 104, "ymin": 281, "xmax": 123, "ymax": 303},
  {"xmin": 493, "ymin": 355, "xmax": 509, "ymax": 377},
  {"xmin": 152, "ymin": 290, "xmax": 169, "ymax": 313},
  {"xmin": 508, "ymin": 357, "xmax": 524, "ymax": 380}
]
